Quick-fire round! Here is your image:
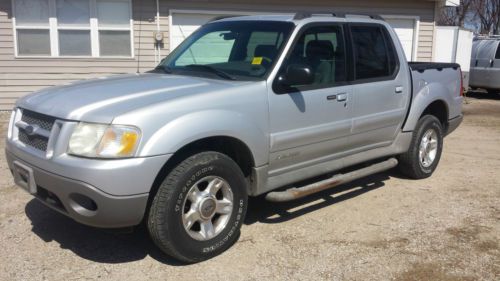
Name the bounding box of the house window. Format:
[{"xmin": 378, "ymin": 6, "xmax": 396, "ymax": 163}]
[{"xmin": 13, "ymin": 0, "xmax": 133, "ymax": 57}]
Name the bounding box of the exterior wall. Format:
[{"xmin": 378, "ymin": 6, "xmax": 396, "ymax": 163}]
[
  {"xmin": 0, "ymin": 0, "xmax": 165, "ymax": 110},
  {"xmin": 0, "ymin": 0, "xmax": 437, "ymax": 110},
  {"xmin": 163, "ymin": 0, "xmax": 436, "ymax": 61}
]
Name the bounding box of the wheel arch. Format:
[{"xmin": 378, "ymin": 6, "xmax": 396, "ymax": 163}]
[
  {"xmin": 144, "ymin": 135, "xmax": 257, "ymax": 219},
  {"xmin": 419, "ymin": 100, "xmax": 448, "ymax": 129},
  {"xmin": 403, "ymin": 97, "xmax": 450, "ymax": 132}
]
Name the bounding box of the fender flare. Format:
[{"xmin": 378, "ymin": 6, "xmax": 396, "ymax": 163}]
[{"xmin": 403, "ymin": 81, "xmax": 450, "ymax": 132}]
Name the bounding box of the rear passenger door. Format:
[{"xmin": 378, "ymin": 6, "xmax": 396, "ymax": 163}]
[{"xmin": 348, "ymin": 23, "xmax": 410, "ymax": 150}]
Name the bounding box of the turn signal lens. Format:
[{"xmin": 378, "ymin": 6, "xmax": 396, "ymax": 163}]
[{"xmin": 97, "ymin": 127, "xmax": 140, "ymax": 157}]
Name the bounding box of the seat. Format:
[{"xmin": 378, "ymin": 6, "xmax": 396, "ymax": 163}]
[{"xmin": 305, "ymin": 40, "xmax": 335, "ymax": 84}]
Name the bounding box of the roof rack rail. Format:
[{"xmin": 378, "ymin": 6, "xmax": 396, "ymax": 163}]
[{"xmin": 293, "ymin": 12, "xmax": 384, "ymax": 21}]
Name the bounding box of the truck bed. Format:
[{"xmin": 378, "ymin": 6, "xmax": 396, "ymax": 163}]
[{"xmin": 405, "ymin": 61, "xmax": 463, "ymax": 133}]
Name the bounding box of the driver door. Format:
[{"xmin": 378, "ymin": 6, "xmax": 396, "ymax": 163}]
[{"xmin": 267, "ymin": 24, "xmax": 353, "ymax": 177}]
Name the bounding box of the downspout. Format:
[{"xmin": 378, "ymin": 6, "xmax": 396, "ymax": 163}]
[{"xmin": 155, "ymin": 0, "xmax": 161, "ymax": 64}]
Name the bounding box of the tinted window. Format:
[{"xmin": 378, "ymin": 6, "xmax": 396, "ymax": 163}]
[
  {"xmin": 476, "ymin": 40, "xmax": 497, "ymax": 59},
  {"xmin": 496, "ymin": 43, "xmax": 500, "ymax": 59},
  {"xmin": 280, "ymin": 25, "xmax": 347, "ymax": 87},
  {"xmin": 351, "ymin": 25, "xmax": 397, "ymax": 80}
]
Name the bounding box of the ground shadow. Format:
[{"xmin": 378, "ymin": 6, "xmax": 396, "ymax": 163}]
[
  {"xmin": 25, "ymin": 200, "xmax": 185, "ymax": 266},
  {"xmin": 245, "ymin": 170, "xmax": 393, "ymax": 225},
  {"xmin": 466, "ymin": 90, "xmax": 500, "ymax": 101},
  {"xmin": 25, "ymin": 168, "xmax": 396, "ymax": 265}
]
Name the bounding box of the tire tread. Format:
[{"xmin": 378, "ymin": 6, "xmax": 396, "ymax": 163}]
[{"xmin": 398, "ymin": 115, "xmax": 443, "ymax": 179}]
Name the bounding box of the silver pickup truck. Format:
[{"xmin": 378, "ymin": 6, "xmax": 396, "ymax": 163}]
[{"xmin": 5, "ymin": 13, "xmax": 463, "ymax": 263}]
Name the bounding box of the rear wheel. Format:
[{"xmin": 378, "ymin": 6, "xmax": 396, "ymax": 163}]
[
  {"xmin": 147, "ymin": 151, "xmax": 248, "ymax": 263},
  {"xmin": 398, "ymin": 115, "xmax": 443, "ymax": 179}
]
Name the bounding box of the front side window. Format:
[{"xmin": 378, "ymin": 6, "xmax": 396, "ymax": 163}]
[
  {"xmin": 13, "ymin": 0, "xmax": 132, "ymax": 57},
  {"xmin": 351, "ymin": 25, "xmax": 397, "ymax": 80},
  {"xmin": 279, "ymin": 25, "xmax": 347, "ymax": 88},
  {"xmin": 158, "ymin": 21, "xmax": 294, "ymax": 80}
]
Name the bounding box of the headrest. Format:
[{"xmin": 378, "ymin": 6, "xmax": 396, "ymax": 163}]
[
  {"xmin": 306, "ymin": 40, "xmax": 334, "ymax": 60},
  {"xmin": 254, "ymin": 45, "xmax": 278, "ymax": 60}
]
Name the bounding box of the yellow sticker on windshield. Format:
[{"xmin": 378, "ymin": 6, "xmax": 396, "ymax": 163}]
[{"xmin": 252, "ymin": 57, "xmax": 263, "ymax": 65}]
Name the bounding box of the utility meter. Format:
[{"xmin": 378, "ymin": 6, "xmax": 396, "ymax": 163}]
[{"xmin": 154, "ymin": 31, "xmax": 164, "ymax": 43}]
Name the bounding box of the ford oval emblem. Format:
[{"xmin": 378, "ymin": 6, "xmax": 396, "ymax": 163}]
[{"xmin": 25, "ymin": 125, "xmax": 36, "ymax": 136}]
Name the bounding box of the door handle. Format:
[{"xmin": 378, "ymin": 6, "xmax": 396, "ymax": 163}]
[
  {"xmin": 327, "ymin": 93, "xmax": 347, "ymax": 102},
  {"xmin": 395, "ymin": 86, "xmax": 404, "ymax": 94},
  {"xmin": 336, "ymin": 93, "xmax": 347, "ymax": 102}
]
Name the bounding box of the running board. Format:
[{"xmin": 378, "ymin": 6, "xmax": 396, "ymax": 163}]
[{"xmin": 265, "ymin": 158, "xmax": 398, "ymax": 202}]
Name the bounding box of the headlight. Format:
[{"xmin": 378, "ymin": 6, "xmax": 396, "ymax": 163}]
[{"xmin": 68, "ymin": 123, "xmax": 141, "ymax": 158}]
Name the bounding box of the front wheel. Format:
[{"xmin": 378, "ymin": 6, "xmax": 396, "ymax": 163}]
[
  {"xmin": 147, "ymin": 151, "xmax": 248, "ymax": 263},
  {"xmin": 398, "ymin": 115, "xmax": 444, "ymax": 179}
]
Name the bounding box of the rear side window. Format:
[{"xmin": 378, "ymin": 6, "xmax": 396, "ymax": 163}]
[{"xmin": 351, "ymin": 25, "xmax": 398, "ymax": 80}]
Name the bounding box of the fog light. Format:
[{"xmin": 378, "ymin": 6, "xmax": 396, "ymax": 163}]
[{"xmin": 69, "ymin": 193, "xmax": 98, "ymax": 215}]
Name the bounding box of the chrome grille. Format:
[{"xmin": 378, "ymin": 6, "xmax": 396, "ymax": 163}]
[
  {"xmin": 17, "ymin": 110, "xmax": 56, "ymax": 152},
  {"xmin": 18, "ymin": 130, "xmax": 49, "ymax": 151},
  {"xmin": 21, "ymin": 110, "xmax": 56, "ymax": 131}
]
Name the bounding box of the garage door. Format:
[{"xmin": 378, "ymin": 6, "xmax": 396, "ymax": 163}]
[
  {"xmin": 170, "ymin": 12, "xmax": 246, "ymax": 51},
  {"xmin": 385, "ymin": 18, "xmax": 417, "ymax": 61},
  {"xmin": 170, "ymin": 12, "xmax": 418, "ymax": 61}
]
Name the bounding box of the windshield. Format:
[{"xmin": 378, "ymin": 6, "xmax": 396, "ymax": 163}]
[{"xmin": 157, "ymin": 20, "xmax": 295, "ymax": 80}]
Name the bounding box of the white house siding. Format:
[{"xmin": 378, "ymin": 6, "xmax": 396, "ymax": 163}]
[
  {"xmin": 0, "ymin": 0, "xmax": 166, "ymax": 110},
  {"xmin": 0, "ymin": 0, "xmax": 437, "ymax": 110},
  {"xmin": 163, "ymin": 0, "xmax": 436, "ymax": 60}
]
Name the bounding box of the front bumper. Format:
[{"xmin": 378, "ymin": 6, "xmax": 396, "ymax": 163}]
[{"xmin": 5, "ymin": 144, "xmax": 171, "ymax": 228}]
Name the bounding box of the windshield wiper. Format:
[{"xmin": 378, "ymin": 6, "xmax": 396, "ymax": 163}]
[{"xmin": 184, "ymin": 64, "xmax": 235, "ymax": 80}]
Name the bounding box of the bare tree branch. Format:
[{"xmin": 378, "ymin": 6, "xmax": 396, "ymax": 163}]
[{"xmin": 438, "ymin": 0, "xmax": 475, "ymax": 27}]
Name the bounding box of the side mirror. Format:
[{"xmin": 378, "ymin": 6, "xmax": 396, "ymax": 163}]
[{"xmin": 278, "ymin": 64, "xmax": 314, "ymax": 87}]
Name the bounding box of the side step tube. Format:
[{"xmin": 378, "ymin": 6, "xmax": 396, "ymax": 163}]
[{"xmin": 265, "ymin": 158, "xmax": 398, "ymax": 202}]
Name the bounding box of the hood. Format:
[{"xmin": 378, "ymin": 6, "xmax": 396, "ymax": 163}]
[{"xmin": 16, "ymin": 73, "xmax": 248, "ymax": 123}]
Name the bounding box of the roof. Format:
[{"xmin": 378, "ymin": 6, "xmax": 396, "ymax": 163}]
[{"xmin": 215, "ymin": 13, "xmax": 386, "ymax": 24}]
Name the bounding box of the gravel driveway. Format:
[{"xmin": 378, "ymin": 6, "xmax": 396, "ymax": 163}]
[{"xmin": 0, "ymin": 93, "xmax": 498, "ymax": 281}]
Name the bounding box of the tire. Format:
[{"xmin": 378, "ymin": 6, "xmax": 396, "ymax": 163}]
[
  {"xmin": 147, "ymin": 151, "xmax": 248, "ymax": 263},
  {"xmin": 398, "ymin": 115, "xmax": 444, "ymax": 179}
]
